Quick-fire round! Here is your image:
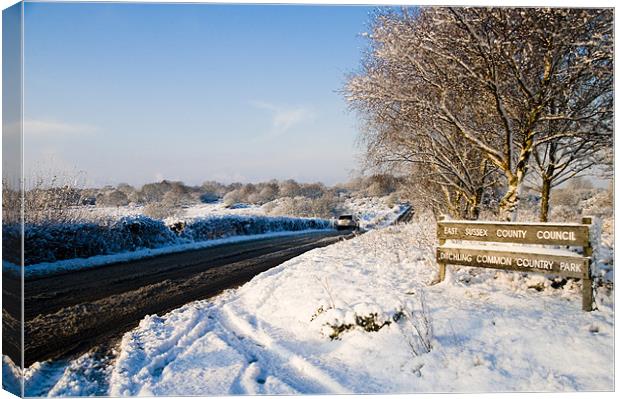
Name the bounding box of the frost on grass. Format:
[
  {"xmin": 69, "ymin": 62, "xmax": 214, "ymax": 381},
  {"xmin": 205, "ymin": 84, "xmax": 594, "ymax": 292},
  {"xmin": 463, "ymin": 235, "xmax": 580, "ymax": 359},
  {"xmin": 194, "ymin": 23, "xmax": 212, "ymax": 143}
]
[{"xmin": 24, "ymin": 214, "xmax": 614, "ymax": 395}]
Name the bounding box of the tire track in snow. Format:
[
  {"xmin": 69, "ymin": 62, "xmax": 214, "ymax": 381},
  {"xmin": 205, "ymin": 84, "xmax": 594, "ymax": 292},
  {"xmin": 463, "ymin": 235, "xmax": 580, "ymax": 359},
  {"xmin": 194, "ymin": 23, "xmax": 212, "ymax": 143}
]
[
  {"xmin": 216, "ymin": 304, "xmax": 350, "ymax": 394},
  {"xmin": 110, "ymin": 306, "xmax": 216, "ymax": 396}
]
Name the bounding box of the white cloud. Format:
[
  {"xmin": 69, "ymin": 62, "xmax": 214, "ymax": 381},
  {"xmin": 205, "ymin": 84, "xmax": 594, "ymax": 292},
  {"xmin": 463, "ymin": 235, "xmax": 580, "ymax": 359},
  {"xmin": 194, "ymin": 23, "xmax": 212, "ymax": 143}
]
[
  {"xmin": 251, "ymin": 101, "xmax": 315, "ymax": 138},
  {"xmin": 22, "ymin": 119, "xmax": 98, "ymax": 138}
]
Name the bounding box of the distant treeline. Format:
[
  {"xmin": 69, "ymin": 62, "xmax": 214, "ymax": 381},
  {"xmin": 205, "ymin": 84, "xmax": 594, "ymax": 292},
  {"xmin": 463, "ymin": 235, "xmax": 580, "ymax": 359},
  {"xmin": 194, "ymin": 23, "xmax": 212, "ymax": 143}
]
[
  {"xmin": 86, "ymin": 175, "xmax": 404, "ymax": 208},
  {"xmin": 2, "ymin": 174, "xmax": 406, "ymax": 224}
]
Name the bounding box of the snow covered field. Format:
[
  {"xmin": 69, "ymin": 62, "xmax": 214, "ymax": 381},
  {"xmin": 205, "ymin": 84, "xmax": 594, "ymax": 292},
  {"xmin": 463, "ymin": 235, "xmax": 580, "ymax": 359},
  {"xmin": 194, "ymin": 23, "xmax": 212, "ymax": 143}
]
[
  {"xmin": 180, "ymin": 202, "xmax": 266, "ymax": 219},
  {"xmin": 81, "ymin": 196, "xmax": 406, "ymax": 229},
  {"xmin": 17, "ymin": 218, "xmax": 614, "ymax": 395},
  {"xmin": 176, "ymin": 196, "xmax": 406, "ymax": 229},
  {"xmin": 67, "ymin": 202, "xmax": 266, "ymax": 224}
]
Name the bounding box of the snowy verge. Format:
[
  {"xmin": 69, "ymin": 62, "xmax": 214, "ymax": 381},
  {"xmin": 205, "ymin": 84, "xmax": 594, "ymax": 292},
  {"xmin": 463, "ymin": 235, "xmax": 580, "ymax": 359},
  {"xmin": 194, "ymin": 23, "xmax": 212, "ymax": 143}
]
[
  {"xmin": 29, "ymin": 222, "xmax": 614, "ymax": 395},
  {"xmin": 3, "ymin": 229, "xmax": 331, "ymax": 280}
]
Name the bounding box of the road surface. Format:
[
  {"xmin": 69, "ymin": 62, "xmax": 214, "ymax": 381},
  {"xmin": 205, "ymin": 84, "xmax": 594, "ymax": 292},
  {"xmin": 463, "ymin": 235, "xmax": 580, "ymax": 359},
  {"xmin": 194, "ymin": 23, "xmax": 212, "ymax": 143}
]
[{"xmin": 3, "ymin": 230, "xmax": 353, "ymax": 366}]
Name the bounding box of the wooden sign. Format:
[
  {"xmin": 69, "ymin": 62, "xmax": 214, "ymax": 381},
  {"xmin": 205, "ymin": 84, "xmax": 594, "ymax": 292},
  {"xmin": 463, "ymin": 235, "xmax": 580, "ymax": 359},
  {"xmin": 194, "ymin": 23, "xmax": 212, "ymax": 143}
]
[
  {"xmin": 438, "ymin": 221, "xmax": 589, "ymax": 246},
  {"xmin": 436, "ymin": 245, "xmax": 588, "ymax": 279},
  {"xmin": 436, "ymin": 216, "xmax": 593, "ymax": 311}
]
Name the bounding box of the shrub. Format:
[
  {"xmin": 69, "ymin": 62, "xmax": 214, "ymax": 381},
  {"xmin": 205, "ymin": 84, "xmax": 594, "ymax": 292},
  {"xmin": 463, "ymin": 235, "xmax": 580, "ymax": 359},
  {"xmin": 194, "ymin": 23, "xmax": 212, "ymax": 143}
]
[
  {"xmin": 314, "ymin": 303, "xmax": 403, "ymax": 340},
  {"xmin": 278, "ymin": 179, "xmax": 302, "ymax": 197},
  {"xmin": 580, "ymin": 189, "xmax": 613, "ymax": 219},
  {"xmin": 399, "ymin": 293, "xmax": 433, "ymax": 356},
  {"xmin": 110, "ymin": 216, "xmax": 180, "ymax": 252},
  {"xmin": 265, "ymin": 193, "xmax": 342, "ymax": 219},
  {"xmin": 143, "ymin": 202, "xmax": 178, "ymax": 220},
  {"xmin": 99, "ymin": 190, "xmax": 130, "ymax": 207},
  {"xmin": 549, "ymin": 204, "xmax": 580, "ymax": 223},
  {"xmin": 222, "ymin": 190, "xmax": 244, "ymax": 207},
  {"xmin": 199, "ymin": 192, "xmax": 220, "ymax": 203},
  {"xmin": 23, "ymin": 184, "xmax": 84, "ymax": 224},
  {"xmin": 181, "ymin": 215, "xmax": 332, "ymax": 241},
  {"xmin": 200, "ymin": 181, "xmax": 228, "ymax": 198},
  {"xmin": 298, "ymin": 183, "xmax": 327, "ymax": 199},
  {"xmin": 3, "ymin": 216, "xmax": 181, "ymax": 265},
  {"xmin": 5, "ymin": 214, "xmax": 333, "ymax": 266}
]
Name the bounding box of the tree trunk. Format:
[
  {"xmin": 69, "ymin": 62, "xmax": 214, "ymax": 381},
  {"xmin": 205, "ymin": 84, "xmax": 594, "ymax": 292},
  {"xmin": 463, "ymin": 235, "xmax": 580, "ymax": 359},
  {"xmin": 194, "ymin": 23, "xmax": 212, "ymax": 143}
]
[
  {"xmin": 470, "ymin": 161, "xmax": 488, "ymax": 220},
  {"xmin": 471, "ymin": 185, "xmax": 484, "ymax": 220},
  {"xmin": 539, "ymin": 176, "xmax": 551, "ymax": 222},
  {"xmin": 441, "ymin": 186, "xmax": 458, "ymax": 218},
  {"xmin": 452, "ymin": 192, "xmax": 464, "ymax": 219},
  {"xmin": 539, "ymin": 141, "xmax": 557, "ymax": 222},
  {"xmin": 498, "ymin": 175, "xmax": 520, "ymax": 221},
  {"xmin": 499, "ymin": 133, "xmax": 535, "ymax": 221}
]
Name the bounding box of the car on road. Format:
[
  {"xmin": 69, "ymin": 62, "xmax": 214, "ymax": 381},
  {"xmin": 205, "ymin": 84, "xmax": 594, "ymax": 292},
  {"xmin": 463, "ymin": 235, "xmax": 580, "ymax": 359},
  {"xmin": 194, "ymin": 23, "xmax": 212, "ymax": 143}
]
[{"xmin": 336, "ymin": 214, "xmax": 358, "ymax": 230}]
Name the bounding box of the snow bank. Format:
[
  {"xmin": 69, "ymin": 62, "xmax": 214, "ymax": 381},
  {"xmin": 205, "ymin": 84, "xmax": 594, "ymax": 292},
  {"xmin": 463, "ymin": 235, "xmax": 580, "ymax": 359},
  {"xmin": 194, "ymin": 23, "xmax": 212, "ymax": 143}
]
[{"xmin": 28, "ymin": 220, "xmax": 613, "ymax": 395}]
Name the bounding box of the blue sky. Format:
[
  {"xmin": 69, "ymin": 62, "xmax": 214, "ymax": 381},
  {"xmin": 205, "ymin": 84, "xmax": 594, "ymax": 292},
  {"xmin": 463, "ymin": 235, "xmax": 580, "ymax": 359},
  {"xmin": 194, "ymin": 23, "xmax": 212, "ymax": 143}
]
[{"xmin": 22, "ymin": 2, "xmax": 377, "ymax": 187}]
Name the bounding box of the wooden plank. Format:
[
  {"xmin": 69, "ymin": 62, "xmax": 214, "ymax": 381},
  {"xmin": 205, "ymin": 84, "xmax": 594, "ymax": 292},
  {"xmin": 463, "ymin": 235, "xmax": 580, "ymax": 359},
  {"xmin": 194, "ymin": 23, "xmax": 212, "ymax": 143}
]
[
  {"xmin": 438, "ymin": 221, "xmax": 589, "ymax": 246},
  {"xmin": 437, "ymin": 215, "xmax": 447, "ymax": 282},
  {"xmin": 436, "ymin": 246, "xmax": 588, "ymax": 279},
  {"xmin": 581, "ymin": 217, "xmax": 593, "ymax": 311}
]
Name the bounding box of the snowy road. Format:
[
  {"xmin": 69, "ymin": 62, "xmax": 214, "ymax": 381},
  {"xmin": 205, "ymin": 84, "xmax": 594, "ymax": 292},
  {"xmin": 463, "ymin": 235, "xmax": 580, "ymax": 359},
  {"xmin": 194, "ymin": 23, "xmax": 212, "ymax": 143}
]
[{"xmin": 6, "ymin": 229, "xmax": 353, "ymax": 367}]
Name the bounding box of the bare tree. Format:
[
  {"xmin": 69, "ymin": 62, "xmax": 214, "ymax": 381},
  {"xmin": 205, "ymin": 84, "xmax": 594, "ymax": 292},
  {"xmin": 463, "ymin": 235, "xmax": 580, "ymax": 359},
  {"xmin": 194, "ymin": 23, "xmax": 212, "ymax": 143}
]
[
  {"xmin": 346, "ymin": 7, "xmax": 613, "ymax": 220},
  {"xmin": 278, "ymin": 179, "xmax": 302, "ymax": 197},
  {"xmin": 527, "ymin": 63, "xmax": 613, "ymax": 221},
  {"xmin": 102, "ymin": 189, "xmax": 130, "ymax": 207},
  {"xmin": 529, "ymin": 135, "xmax": 610, "ymax": 222},
  {"xmin": 116, "ymin": 183, "xmax": 140, "ymax": 204},
  {"xmin": 345, "ymin": 9, "xmax": 502, "ymax": 219},
  {"xmin": 4, "ymin": 170, "xmax": 87, "ymax": 225}
]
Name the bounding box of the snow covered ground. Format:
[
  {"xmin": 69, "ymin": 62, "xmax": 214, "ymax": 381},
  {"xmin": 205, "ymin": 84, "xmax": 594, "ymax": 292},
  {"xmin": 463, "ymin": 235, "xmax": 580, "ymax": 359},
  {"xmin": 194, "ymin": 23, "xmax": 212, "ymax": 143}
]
[
  {"xmin": 70, "ymin": 202, "xmax": 266, "ymax": 224},
  {"xmin": 74, "ymin": 205, "xmax": 144, "ymax": 221},
  {"xmin": 180, "ymin": 202, "xmax": 266, "ymax": 220},
  {"xmin": 18, "ymin": 217, "xmax": 614, "ymax": 395},
  {"xmin": 341, "ymin": 196, "xmax": 407, "ymax": 229}
]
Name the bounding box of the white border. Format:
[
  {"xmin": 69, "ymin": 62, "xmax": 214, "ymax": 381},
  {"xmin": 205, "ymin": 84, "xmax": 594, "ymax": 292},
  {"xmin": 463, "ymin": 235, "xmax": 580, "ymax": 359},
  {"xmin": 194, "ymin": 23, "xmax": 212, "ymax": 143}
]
[{"xmin": 0, "ymin": 1, "xmax": 616, "ymax": 399}]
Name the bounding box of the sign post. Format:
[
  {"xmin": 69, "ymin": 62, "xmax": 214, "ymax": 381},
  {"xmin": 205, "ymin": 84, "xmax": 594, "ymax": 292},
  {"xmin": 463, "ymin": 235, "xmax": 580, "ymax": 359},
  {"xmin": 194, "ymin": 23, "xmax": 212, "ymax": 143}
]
[
  {"xmin": 437, "ymin": 215, "xmax": 447, "ymax": 282},
  {"xmin": 436, "ymin": 216, "xmax": 594, "ymax": 311},
  {"xmin": 581, "ymin": 217, "xmax": 593, "ymax": 312}
]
